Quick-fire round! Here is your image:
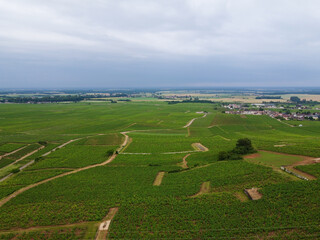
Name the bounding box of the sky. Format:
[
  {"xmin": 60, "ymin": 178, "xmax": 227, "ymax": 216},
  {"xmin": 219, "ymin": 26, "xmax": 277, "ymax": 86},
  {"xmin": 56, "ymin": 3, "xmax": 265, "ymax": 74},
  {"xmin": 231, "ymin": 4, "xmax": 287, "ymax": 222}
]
[{"xmin": 0, "ymin": 0, "xmax": 320, "ymax": 89}]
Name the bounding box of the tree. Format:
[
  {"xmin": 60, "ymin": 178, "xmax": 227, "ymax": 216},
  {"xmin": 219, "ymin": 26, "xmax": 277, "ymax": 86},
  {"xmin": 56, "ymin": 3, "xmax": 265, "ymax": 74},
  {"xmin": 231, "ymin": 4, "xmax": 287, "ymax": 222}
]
[
  {"xmin": 218, "ymin": 138, "xmax": 256, "ymax": 161},
  {"xmin": 218, "ymin": 151, "xmax": 229, "ymax": 161},
  {"xmin": 234, "ymin": 138, "xmax": 255, "ymax": 154},
  {"xmin": 290, "ymin": 96, "xmax": 301, "ymax": 103}
]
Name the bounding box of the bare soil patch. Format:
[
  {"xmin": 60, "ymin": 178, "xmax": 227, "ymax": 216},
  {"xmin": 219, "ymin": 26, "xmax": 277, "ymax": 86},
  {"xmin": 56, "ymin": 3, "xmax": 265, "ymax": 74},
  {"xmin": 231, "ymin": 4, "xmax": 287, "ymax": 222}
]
[
  {"xmin": 244, "ymin": 188, "xmax": 262, "ymax": 200},
  {"xmin": 192, "ymin": 143, "xmax": 209, "ymax": 152},
  {"xmin": 153, "ymin": 172, "xmax": 165, "ymax": 186}
]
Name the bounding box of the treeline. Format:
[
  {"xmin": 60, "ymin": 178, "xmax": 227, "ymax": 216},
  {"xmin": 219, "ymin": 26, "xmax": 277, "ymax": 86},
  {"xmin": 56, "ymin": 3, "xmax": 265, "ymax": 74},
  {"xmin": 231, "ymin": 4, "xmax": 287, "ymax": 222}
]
[
  {"xmin": 1, "ymin": 95, "xmax": 85, "ymax": 103},
  {"xmin": 256, "ymin": 96, "xmax": 282, "ymax": 99},
  {"xmin": 168, "ymin": 99, "xmax": 215, "ymax": 104},
  {"xmin": 0, "ymin": 95, "xmax": 133, "ymax": 103}
]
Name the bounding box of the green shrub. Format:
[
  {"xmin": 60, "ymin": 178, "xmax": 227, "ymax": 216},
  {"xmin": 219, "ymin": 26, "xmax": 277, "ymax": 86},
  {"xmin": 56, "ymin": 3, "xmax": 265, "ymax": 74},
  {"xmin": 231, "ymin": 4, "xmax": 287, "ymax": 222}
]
[{"xmin": 10, "ymin": 168, "xmax": 20, "ymax": 174}]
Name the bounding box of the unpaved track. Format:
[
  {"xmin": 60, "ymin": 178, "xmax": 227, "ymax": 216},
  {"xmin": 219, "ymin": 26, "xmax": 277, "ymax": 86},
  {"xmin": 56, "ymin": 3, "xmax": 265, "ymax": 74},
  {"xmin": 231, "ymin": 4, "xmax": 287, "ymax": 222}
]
[
  {"xmin": 181, "ymin": 154, "xmax": 190, "ymax": 169},
  {"xmin": 0, "ymin": 133, "xmax": 129, "ymax": 208},
  {"xmin": 6, "ymin": 145, "xmax": 45, "ymax": 168},
  {"xmin": 95, "ymin": 207, "xmax": 119, "ymax": 240},
  {"xmin": 42, "ymin": 139, "xmax": 81, "ymax": 157},
  {"xmin": 153, "ymin": 172, "xmax": 165, "ymax": 186},
  {"xmin": 0, "ymin": 145, "xmax": 29, "ymax": 160},
  {"xmin": 183, "ymin": 112, "xmax": 207, "ymax": 128}
]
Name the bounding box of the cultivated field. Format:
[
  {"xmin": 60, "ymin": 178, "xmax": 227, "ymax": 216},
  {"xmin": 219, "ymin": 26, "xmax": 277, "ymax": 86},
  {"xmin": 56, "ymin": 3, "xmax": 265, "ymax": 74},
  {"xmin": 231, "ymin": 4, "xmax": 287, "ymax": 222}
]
[{"xmin": 0, "ymin": 101, "xmax": 319, "ymax": 239}]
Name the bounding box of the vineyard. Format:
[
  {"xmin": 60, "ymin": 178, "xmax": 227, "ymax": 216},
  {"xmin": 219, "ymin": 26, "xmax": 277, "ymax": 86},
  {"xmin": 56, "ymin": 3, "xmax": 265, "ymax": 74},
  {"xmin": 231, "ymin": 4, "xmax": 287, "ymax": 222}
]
[{"xmin": 0, "ymin": 101, "xmax": 319, "ymax": 239}]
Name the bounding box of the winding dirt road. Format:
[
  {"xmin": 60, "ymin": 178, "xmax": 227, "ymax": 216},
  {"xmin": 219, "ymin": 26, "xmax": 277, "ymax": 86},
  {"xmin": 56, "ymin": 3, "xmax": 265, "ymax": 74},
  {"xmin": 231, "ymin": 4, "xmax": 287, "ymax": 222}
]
[
  {"xmin": 0, "ymin": 132, "xmax": 129, "ymax": 208},
  {"xmin": 183, "ymin": 112, "xmax": 208, "ymax": 128}
]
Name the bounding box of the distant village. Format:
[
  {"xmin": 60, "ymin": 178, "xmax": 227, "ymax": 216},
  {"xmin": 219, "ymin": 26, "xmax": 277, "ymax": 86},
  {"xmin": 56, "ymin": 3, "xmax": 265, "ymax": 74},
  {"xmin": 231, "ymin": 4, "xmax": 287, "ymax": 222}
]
[{"xmin": 224, "ymin": 103, "xmax": 320, "ymax": 121}]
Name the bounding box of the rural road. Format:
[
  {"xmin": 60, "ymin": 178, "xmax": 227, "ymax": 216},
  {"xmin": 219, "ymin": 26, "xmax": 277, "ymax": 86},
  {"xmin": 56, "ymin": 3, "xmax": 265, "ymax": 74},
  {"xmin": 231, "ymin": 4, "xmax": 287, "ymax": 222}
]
[
  {"xmin": 183, "ymin": 112, "xmax": 207, "ymax": 128},
  {"xmin": 0, "ymin": 132, "xmax": 129, "ymax": 208}
]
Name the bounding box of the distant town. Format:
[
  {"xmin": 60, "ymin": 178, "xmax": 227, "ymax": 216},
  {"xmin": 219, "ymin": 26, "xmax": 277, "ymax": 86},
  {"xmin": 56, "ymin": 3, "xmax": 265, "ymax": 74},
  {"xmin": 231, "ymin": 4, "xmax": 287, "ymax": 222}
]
[{"xmin": 224, "ymin": 103, "xmax": 320, "ymax": 121}]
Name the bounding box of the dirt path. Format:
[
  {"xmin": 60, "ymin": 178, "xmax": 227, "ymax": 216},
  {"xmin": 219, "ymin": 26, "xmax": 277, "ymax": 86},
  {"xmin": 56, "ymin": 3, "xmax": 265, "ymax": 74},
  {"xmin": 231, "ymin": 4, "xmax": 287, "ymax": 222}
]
[
  {"xmin": 6, "ymin": 145, "xmax": 45, "ymax": 168},
  {"xmin": 183, "ymin": 112, "xmax": 207, "ymax": 128},
  {"xmin": 192, "ymin": 143, "xmax": 209, "ymax": 152},
  {"xmin": 95, "ymin": 207, "xmax": 119, "ymax": 240},
  {"xmin": 0, "ymin": 134, "xmax": 129, "ymax": 208},
  {"xmin": 191, "ymin": 181, "xmax": 210, "ymax": 198},
  {"xmin": 153, "ymin": 172, "xmax": 165, "ymax": 186},
  {"xmin": 0, "ymin": 221, "xmax": 95, "ymax": 234},
  {"xmin": 244, "ymin": 188, "xmax": 262, "ymax": 200},
  {"xmin": 42, "ymin": 139, "xmax": 81, "ymax": 157},
  {"xmin": 180, "ymin": 154, "xmax": 190, "ymax": 169},
  {"xmin": 276, "ymin": 118, "xmax": 295, "ymax": 127},
  {"xmin": 0, "ymin": 145, "xmax": 29, "ymax": 160}
]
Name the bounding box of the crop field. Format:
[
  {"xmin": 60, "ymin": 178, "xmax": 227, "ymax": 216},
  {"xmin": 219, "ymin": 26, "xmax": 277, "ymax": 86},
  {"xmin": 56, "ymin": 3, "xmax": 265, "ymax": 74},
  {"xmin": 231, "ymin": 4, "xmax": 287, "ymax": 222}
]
[{"xmin": 0, "ymin": 101, "xmax": 319, "ymax": 239}]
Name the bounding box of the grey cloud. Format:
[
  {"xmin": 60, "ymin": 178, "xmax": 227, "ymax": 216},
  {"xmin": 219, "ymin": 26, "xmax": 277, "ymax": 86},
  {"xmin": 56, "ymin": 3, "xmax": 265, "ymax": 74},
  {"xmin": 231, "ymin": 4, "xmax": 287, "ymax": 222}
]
[{"xmin": 0, "ymin": 0, "xmax": 320, "ymax": 88}]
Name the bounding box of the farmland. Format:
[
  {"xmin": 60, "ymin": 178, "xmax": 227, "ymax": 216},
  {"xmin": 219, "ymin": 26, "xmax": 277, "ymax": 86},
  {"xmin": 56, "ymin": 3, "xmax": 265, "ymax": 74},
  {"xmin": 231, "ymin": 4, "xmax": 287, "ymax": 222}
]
[{"xmin": 0, "ymin": 100, "xmax": 319, "ymax": 239}]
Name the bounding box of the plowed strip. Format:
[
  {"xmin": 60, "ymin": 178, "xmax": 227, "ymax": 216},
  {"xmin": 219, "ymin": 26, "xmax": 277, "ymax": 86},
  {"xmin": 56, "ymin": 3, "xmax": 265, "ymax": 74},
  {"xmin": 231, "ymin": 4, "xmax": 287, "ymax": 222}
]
[
  {"xmin": 153, "ymin": 172, "xmax": 165, "ymax": 186},
  {"xmin": 192, "ymin": 143, "xmax": 209, "ymax": 152}
]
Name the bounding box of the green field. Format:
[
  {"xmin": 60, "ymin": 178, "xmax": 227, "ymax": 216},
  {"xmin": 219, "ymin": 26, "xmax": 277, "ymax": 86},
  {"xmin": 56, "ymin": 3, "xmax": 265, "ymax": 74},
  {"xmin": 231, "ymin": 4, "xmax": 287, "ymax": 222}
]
[{"xmin": 0, "ymin": 101, "xmax": 319, "ymax": 239}]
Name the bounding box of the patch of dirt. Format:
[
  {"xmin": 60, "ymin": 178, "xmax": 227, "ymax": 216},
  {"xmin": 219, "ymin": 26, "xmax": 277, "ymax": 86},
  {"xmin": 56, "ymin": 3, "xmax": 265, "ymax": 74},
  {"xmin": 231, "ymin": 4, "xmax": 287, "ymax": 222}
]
[
  {"xmin": 244, "ymin": 188, "xmax": 262, "ymax": 200},
  {"xmin": 192, "ymin": 143, "xmax": 209, "ymax": 152},
  {"xmin": 153, "ymin": 172, "xmax": 165, "ymax": 186},
  {"xmin": 240, "ymin": 115, "xmax": 247, "ymax": 118}
]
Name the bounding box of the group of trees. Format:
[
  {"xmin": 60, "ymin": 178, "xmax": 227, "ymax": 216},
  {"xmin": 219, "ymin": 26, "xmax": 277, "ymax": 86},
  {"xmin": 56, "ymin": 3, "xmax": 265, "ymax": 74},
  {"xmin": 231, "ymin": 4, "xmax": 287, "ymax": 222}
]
[
  {"xmin": 256, "ymin": 96, "xmax": 282, "ymax": 99},
  {"xmin": 2, "ymin": 95, "xmax": 85, "ymax": 103},
  {"xmin": 218, "ymin": 138, "xmax": 256, "ymax": 161}
]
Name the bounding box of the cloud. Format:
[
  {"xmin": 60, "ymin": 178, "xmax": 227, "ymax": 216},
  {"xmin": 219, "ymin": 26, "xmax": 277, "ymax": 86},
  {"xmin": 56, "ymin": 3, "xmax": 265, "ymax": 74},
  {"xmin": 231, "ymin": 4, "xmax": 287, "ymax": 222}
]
[
  {"xmin": 0, "ymin": 0, "xmax": 320, "ymax": 87},
  {"xmin": 0, "ymin": 0, "xmax": 319, "ymax": 58}
]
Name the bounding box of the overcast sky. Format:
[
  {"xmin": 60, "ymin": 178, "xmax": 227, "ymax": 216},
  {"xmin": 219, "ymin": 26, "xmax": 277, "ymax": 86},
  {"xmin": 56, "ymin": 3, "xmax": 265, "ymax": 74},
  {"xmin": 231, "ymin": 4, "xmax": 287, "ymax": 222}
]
[{"xmin": 1, "ymin": 0, "xmax": 320, "ymax": 88}]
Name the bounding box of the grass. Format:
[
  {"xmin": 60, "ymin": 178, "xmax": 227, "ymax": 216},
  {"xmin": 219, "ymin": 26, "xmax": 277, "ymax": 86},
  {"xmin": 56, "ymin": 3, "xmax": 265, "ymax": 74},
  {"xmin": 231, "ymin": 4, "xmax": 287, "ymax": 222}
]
[
  {"xmin": 0, "ymin": 102, "xmax": 319, "ymax": 239},
  {"xmin": 245, "ymin": 151, "xmax": 303, "ymax": 168}
]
